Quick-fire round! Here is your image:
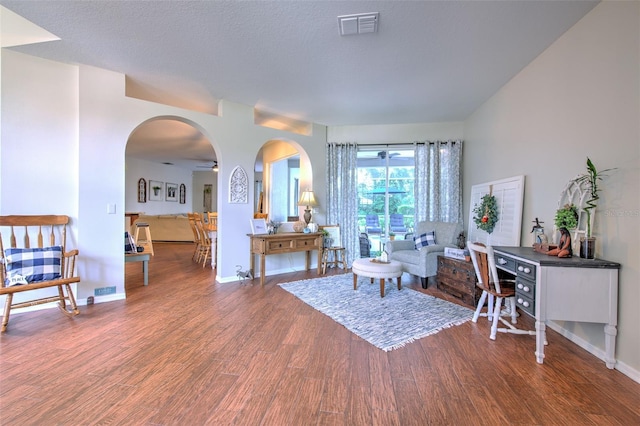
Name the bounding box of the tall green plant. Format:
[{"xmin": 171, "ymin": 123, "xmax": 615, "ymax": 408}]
[{"xmin": 573, "ymin": 158, "xmax": 614, "ymax": 238}]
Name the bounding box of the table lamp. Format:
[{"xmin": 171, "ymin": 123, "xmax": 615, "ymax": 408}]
[{"xmin": 298, "ymin": 190, "xmax": 318, "ymax": 225}]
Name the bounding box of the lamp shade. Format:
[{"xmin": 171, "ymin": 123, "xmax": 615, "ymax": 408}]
[{"xmin": 298, "ymin": 190, "xmax": 318, "ymax": 207}]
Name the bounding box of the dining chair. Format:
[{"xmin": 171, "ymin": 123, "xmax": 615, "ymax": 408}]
[
  {"xmin": 206, "ymin": 212, "xmax": 218, "ymax": 231},
  {"xmin": 187, "ymin": 213, "xmax": 202, "ymax": 261},
  {"xmin": 192, "ymin": 213, "xmax": 212, "ymax": 267}
]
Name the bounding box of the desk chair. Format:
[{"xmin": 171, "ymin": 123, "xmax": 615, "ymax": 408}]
[
  {"xmin": 320, "ymin": 225, "xmax": 347, "ymax": 274},
  {"xmin": 467, "ymin": 241, "xmax": 535, "ymax": 340}
]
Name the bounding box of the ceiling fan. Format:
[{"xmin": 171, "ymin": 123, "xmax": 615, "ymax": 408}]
[
  {"xmin": 377, "ymin": 151, "xmax": 400, "ymax": 160},
  {"xmin": 196, "ymin": 160, "xmax": 218, "ymax": 172}
]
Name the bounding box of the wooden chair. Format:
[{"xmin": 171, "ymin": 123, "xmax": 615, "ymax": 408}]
[
  {"xmin": 187, "ymin": 213, "xmax": 201, "ymax": 261},
  {"xmin": 467, "ymin": 241, "xmax": 535, "ymax": 340},
  {"xmin": 193, "ymin": 213, "xmax": 212, "ymax": 268},
  {"xmin": 206, "ymin": 212, "xmax": 218, "ymax": 231},
  {"xmin": 320, "ymin": 225, "xmax": 347, "ymax": 274},
  {"xmin": 0, "ymin": 215, "xmax": 80, "ymax": 332}
]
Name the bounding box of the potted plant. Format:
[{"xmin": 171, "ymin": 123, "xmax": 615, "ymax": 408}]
[
  {"xmin": 389, "ymin": 231, "xmax": 396, "ymax": 241},
  {"xmin": 152, "ymin": 185, "xmax": 161, "ymax": 196},
  {"xmin": 554, "ymin": 203, "xmax": 579, "ymax": 230},
  {"xmin": 573, "ymin": 157, "xmax": 614, "ymax": 259}
]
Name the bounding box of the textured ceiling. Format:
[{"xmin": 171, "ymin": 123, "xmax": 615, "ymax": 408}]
[{"xmin": 0, "ymin": 0, "xmax": 599, "ymax": 169}]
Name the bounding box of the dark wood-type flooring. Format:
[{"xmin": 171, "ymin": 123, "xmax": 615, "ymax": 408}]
[{"xmin": 1, "ymin": 242, "xmax": 638, "ymax": 425}]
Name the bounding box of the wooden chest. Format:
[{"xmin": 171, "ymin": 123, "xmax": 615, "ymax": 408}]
[{"xmin": 436, "ymin": 255, "xmax": 479, "ymax": 307}]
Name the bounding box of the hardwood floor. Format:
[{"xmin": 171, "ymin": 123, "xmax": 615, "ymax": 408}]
[{"xmin": 1, "ymin": 242, "xmax": 638, "ymax": 425}]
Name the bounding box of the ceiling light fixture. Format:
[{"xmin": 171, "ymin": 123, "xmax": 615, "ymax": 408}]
[{"xmin": 338, "ymin": 12, "xmax": 379, "ymax": 36}]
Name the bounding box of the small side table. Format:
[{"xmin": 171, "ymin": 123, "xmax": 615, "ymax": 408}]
[{"xmin": 125, "ymin": 253, "xmax": 151, "ymax": 286}]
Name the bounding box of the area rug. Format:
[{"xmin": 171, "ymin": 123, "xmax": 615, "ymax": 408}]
[{"xmin": 279, "ymin": 274, "xmax": 473, "ymax": 351}]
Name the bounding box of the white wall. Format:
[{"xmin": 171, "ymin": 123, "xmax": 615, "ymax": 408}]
[
  {"xmin": 328, "ymin": 121, "xmax": 464, "ymax": 143},
  {"xmin": 125, "ymin": 157, "xmax": 194, "ymax": 216},
  {"xmin": 1, "ymin": 50, "xmax": 327, "ymax": 307},
  {"xmin": 464, "ymin": 2, "xmax": 639, "ymax": 378}
]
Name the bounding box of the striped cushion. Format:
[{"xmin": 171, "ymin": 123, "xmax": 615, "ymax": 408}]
[
  {"xmin": 3, "ymin": 246, "xmax": 63, "ymax": 287},
  {"xmin": 414, "ymin": 231, "xmax": 436, "ymax": 250}
]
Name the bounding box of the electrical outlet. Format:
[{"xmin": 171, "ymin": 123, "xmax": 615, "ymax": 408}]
[{"xmin": 86, "ymin": 296, "xmax": 94, "ymax": 305}]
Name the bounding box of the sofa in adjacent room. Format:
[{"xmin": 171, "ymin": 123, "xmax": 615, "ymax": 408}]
[
  {"xmin": 385, "ymin": 220, "xmax": 462, "ymax": 288},
  {"xmin": 133, "ymin": 214, "xmax": 194, "ymax": 242}
]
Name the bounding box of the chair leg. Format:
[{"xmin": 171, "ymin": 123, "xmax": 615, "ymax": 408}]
[
  {"xmin": 472, "ymin": 291, "xmax": 488, "ymax": 323},
  {"xmin": 2, "ymin": 293, "xmax": 13, "ymax": 332},
  {"xmin": 490, "ymin": 297, "xmax": 503, "ymax": 340}
]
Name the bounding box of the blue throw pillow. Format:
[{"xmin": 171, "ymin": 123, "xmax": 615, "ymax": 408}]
[
  {"xmin": 414, "ymin": 231, "xmax": 436, "ymax": 250},
  {"xmin": 3, "ymin": 246, "xmax": 63, "ymax": 286}
]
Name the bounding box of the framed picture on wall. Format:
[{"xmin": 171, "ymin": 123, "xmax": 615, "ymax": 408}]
[
  {"xmin": 149, "ymin": 180, "xmax": 163, "ymax": 201},
  {"xmin": 179, "ymin": 183, "xmax": 186, "ymax": 204},
  {"xmin": 166, "ymin": 182, "xmax": 178, "ymax": 202}
]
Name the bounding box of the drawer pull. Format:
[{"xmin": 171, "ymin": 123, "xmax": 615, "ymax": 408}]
[
  {"xmin": 523, "ymin": 286, "xmax": 530, "ymax": 292},
  {"xmin": 517, "ymin": 283, "xmax": 523, "ymax": 290},
  {"xmin": 517, "ymin": 298, "xmax": 530, "ymax": 308},
  {"xmin": 498, "ymin": 258, "xmax": 507, "ymax": 265},
  {"xmin": 524, "ymin": 267, "xmax": 531, "ymax": 274},
  {"xmin": 518, "ymin": 265, "xmax": 523, "ymax": 272}
]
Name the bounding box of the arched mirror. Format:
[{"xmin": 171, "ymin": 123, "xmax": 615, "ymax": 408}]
[{"xmin": 255, "ymin": 140, "xmax": 301, "ymax": 223}]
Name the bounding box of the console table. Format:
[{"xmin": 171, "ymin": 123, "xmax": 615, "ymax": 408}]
[
  {"xmin": 493, "ymin": 246, "xmax": 620, "ymax": 368},
  {"xmin": 248, "ymin": 232, "xmax": 323, "ymax": 286}
]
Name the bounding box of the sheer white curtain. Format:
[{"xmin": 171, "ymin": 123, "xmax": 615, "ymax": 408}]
[
  {"xmin": 326, "ymin": 143, "xmax": 359, "ymax": 266},
  {"xmin": 414, "ymin": 140, "xmax": 463, "ymax": 224}
]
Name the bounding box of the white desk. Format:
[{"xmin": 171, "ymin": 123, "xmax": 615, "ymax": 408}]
[{"xmin": 494, "ymin": 246, "xmax": 620, "ymax": 368}]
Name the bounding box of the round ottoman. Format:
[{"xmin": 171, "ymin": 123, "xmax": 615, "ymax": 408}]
[{"xmin": 351, "ymin": 258, "xmax": 403, "ymax": 297}]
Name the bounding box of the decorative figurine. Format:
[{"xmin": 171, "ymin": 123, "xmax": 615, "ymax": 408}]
[{"xmin": 547, "ymin": 227, "xmax": 572, "ymax": 258}]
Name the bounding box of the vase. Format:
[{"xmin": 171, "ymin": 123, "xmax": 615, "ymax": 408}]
[{"xmin": 579, "ymin": 237, "xmax": 596, "ymax": 259}]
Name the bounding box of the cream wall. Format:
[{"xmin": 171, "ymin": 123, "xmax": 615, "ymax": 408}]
[{"xmin": 464, "ymin": 2, "xmax": 639, "ymax": 378}]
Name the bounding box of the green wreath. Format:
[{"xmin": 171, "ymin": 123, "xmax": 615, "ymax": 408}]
[{"xmin": 473, "ymin": 194, "xmax": 498, "ymax": 234}]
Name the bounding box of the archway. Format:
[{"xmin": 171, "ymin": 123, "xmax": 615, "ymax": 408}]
[{"xmin": 124, "ymin": 116, "xmax": 219, "ymax": 272}]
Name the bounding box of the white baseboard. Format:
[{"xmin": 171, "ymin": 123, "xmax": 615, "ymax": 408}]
[{"xmin": 547, "ymin": 321, "xmax": 640, "ymax": 384}]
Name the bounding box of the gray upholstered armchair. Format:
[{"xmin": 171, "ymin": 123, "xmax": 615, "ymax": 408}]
[{"xmin": 385, "ymin": 220, "xmax": 462, "ymax": 288}]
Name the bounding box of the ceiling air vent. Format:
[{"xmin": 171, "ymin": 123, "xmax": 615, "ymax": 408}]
[{"xmin": 338, "ymin": 12, "xmax": 379, "ymax": 36}]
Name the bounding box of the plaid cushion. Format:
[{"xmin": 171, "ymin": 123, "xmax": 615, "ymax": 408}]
[
  {"xmin": 3, "ymin": 246, "xmax": 63, "ymax": 287},
  {"xmin": 414, "ymin": 231, "xmax": 436, "ymax": 250}
]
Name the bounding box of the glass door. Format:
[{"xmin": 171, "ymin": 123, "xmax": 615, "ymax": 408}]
[{"xmin": 357, "ymin": 148, "xmax": 414, "ymax": 254}]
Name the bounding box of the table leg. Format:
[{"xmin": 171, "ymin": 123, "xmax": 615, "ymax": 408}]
[
  {"xmin": 353, "ymin": 274, "xmax": 358, "ymax": 290},
  {"xmin": 142, "ymin": 259, "xmax": 148, "ymax": 286},
  {"xmin": 604, "ymin": 324, "xmax": 617, "ymax": 369},
  {"xmin": 380, "ymin": 279, "xmax": 385, "ymax": 297},
  {"xmin": 260, "ymin": 254, "xmax": 266, "ymax": 286},
  {"xmin": 317, "ymin": 247, "xmax": 322, "ymax": 274},
  {"xmin": 397, "ymin": 276, "xmax": 402, "ymax": 290},
  {"xmin": 305, "ymin": 250, "xmax": 310, "ymax": 271},
  {"xmin": 535, "ymin": 320, "xmax": 546, "ymax": 364}
]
